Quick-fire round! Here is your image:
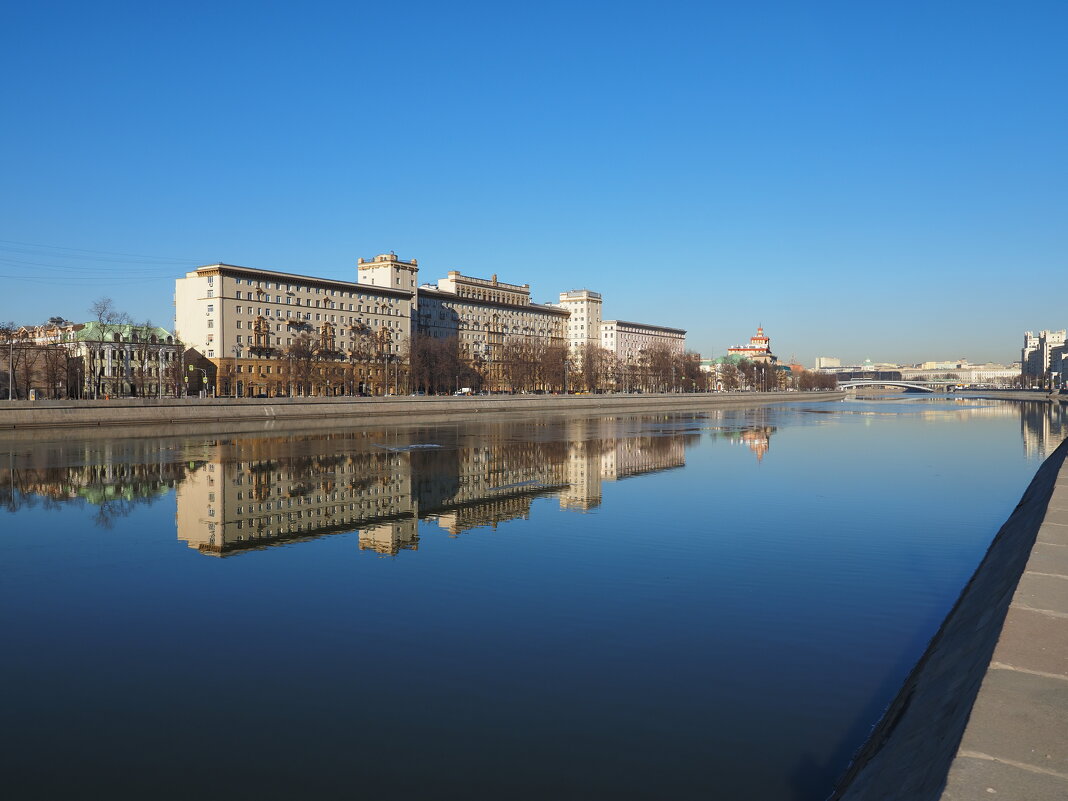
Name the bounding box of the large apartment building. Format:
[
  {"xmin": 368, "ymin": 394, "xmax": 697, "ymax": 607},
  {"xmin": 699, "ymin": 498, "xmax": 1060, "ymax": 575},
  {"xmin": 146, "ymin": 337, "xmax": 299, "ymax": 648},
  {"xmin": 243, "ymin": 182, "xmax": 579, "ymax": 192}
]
[
  {"xmin": 601, "ymin": 320, "xmax": 686, "ymax": 363},
  {"xmin": 174, "ymin": 253, "xmax": 685, "ymax": 396},
  {"xmin": 418, "ymin": 271, "xmax": 569, "ymax": 375},
  {"xmin": 174, "ymin": 257, "xmax": 415, "ymax": 396},
  {"xmin": 1022, "ymin": 329, "xmax": 1066, "ymax": 385}
]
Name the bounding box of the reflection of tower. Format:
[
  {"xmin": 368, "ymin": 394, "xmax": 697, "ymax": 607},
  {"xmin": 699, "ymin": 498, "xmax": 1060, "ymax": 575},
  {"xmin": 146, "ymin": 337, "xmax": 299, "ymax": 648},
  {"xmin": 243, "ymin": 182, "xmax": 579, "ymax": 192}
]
[
  {"xmin": 359, "ymin": 519, "xmax": 419, "ymax": 555},
  {"xmin": 740, "ymin": 427, "xmax": 772, "ymax": 462},
  {"xmin": 560, "ymin": 437, "xmax": 603, "ymax": 511}
]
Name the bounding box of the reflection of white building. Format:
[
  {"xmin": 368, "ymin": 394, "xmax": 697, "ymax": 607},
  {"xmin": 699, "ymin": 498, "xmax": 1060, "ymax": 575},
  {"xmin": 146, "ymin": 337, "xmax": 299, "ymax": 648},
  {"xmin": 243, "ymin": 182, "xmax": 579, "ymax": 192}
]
[
  {"xmin": 1021, "ymin": 402, "xmax": 1068, "ymax": 460},
  {"xmin": 175, "ymin": 420, "xmax": 691, "ymax": 555}
]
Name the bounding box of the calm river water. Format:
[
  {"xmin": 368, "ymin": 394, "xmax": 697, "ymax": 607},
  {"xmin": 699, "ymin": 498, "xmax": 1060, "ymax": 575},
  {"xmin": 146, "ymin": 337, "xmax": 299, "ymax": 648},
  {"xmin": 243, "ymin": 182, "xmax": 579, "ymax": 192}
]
[{"xmin": 2, "ymin": 397, "xmax": 1067, "ymax": 800}]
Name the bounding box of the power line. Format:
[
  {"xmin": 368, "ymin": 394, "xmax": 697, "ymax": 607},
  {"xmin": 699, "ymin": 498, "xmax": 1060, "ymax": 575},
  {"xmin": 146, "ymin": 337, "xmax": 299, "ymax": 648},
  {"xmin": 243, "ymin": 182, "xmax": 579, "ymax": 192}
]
[
  {"xmin": 0, "ymin": 256, "xmax": 184, "ymax": 273},
  {"xmin": 0, "ymin": 237, "xmax": 201, "ymax": 263},
  {"xmin": 0, "ymin": 273, "xmax": 171, "ymax": 284}
]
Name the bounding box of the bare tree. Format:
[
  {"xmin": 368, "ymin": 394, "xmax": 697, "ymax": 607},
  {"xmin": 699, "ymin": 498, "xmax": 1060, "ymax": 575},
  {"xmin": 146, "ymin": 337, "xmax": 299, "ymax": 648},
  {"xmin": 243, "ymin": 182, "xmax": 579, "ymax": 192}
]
[
  {"xmin": 538, "ymin": 344, "xmax": 569, "ymax": 393},
  {"xmin": 86, "ymin": 297, "xmax": 131, "ymax": 398},
  {"xmin": 285, "ymin": 333, "xmax": 316, "ymax": 397}
]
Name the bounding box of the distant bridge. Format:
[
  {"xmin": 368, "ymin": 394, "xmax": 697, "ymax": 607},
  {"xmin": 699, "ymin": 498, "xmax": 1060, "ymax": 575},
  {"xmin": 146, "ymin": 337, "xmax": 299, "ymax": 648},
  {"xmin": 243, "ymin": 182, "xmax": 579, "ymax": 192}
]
[{"xmin": 838, "ymin": 380, "xmax": 937, "ymax": 393}]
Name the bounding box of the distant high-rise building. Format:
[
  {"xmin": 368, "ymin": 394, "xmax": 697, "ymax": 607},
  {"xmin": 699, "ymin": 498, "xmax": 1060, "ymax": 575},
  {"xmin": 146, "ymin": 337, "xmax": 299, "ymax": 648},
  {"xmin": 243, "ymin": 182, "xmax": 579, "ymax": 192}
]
[
  {"xmin": 1021, "ymin": 329, "xmax": 1067, "ymax": 384},
  {"xmin": 815, "ymin": 356, "xmax": 840, "ymax": 369}
]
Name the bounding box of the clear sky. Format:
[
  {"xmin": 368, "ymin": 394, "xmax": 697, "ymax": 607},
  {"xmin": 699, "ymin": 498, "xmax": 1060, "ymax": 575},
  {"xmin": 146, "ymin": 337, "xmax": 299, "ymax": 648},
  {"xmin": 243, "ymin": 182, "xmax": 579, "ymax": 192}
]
[{"xmin": 2, "ymin": 1, "xmax": 1065, "ymax": 366}]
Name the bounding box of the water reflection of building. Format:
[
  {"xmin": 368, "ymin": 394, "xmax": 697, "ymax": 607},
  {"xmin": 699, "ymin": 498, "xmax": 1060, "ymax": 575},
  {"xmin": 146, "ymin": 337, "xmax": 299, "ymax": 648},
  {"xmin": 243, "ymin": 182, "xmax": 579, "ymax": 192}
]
[
  {"xmin": 173, "ymin": 418, "xmax": 693, "ymax": 555},
  {"xmin": 702, "ymin": 407, "xmax": 778, "ymax": 463},
  {"xmin": 738, "ymin": 427, "xmax": 774, "ymax": 462},
  {"xmin": 1020, "ymin": 402, "xmax": 1068, "ymax": 460}
]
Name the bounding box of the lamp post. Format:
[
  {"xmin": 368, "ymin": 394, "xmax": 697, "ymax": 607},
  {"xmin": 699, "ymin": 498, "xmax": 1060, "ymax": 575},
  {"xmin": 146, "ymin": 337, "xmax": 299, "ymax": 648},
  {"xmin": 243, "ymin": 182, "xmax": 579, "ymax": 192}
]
[
  {"xmin": 232, "ymin": 345, "xmax": 240, "ymax": 398},
  {"xmin": 187, "ymin": 364, "xmax": 208, "ymax": 398}
]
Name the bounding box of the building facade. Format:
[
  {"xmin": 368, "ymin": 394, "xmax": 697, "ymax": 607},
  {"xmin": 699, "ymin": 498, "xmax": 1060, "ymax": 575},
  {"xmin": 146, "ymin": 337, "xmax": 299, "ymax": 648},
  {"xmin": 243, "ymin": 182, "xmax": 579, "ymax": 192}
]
[
  {"xmin": 727, "ymin": 326, "xmax": 777, "ymax": 364},
  {"xmin": 6, "ymin": 321, "xmax": 179, "ymax": 399},
  {"xmin": 1022, "ymin": 329, "xmax": 1067, "ymax": 386},
  {"xmin": 557, "ymin": 289, "xmax": 604, "ymax": 356},
  {"xmin": 600, "ymin": 320, "xmax": 686, "ymax": 363},
  {"xmin": 417, "ymin": 271, "xmax": 569, "ymax": 388},
  {"xmin": 174, "ymin": 259, "xmax": 415, "ymax": 397},
  {"xmin": 174, "ymin": 253, "xmax": 687, "ymax": 396}
]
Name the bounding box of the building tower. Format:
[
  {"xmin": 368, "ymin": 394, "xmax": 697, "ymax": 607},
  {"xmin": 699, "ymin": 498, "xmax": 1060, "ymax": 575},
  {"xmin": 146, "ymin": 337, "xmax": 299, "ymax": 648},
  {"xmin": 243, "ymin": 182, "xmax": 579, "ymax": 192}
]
[
  {"xmin": 357, "ymin": 253, "xmax": 419, "ymax": 292},
  {"xmin": 557, "ymin": 289, "xmax": 603, "ymax": 357}
]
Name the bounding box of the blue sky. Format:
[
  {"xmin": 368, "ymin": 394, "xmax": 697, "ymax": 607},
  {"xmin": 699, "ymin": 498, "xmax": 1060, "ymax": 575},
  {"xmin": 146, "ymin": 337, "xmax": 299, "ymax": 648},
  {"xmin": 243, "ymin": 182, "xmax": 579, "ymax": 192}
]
[{"xmin": 2, "ymin": 1, "xmax": 1064, "ymax": 366}]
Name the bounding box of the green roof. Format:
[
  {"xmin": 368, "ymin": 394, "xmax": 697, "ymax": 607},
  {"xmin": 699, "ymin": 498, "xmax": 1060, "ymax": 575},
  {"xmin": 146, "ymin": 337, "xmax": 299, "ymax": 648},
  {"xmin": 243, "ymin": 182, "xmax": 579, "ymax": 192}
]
[{"xmin": 68, "ymin": 322, "xmax": 174, "ymax": 343}]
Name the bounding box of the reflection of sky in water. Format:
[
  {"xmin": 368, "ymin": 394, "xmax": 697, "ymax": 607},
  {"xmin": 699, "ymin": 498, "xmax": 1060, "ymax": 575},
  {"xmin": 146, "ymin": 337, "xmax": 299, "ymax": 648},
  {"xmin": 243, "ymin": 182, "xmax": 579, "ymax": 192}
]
[{"xmin": 1, "ymin": 398, "xmax": 1066, "ymax": 801}]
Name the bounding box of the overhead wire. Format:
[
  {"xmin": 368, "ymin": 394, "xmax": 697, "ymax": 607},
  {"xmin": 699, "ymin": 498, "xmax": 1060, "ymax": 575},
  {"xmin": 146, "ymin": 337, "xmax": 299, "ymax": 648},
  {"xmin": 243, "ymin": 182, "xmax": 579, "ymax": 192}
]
[{"xmin": 0, "ymin": 237, "xmax": 201, "ymax": 263}]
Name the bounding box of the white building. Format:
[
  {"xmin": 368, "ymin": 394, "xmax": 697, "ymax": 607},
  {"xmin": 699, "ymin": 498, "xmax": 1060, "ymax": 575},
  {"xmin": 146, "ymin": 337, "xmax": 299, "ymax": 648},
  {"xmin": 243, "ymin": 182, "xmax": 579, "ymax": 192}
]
[
  {"xmin": 557, "ymin": 289, "xmax": 603, "ymax": 356},
  {"xmin": 601, "ymin": 320, "xmax": 686, "ymax": 363},
  {"xmin": 1022, "ymin": 329, "xmax": 1066, "ymax": 384}
]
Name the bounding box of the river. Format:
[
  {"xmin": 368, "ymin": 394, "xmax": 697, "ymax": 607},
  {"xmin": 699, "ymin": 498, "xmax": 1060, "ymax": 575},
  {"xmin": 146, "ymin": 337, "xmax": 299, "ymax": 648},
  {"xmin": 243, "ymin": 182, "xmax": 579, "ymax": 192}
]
[{"xmin": 2, "ymin": 397, "xmax": 1065, "ymax": 800}]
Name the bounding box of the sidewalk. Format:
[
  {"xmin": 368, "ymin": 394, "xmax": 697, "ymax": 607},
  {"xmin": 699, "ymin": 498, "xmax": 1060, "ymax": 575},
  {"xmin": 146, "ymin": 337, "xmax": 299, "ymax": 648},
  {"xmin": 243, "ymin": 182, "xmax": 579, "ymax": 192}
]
[{"xmin": 940, "ymin": 458, "xmax": 1068, "ymax": 799}]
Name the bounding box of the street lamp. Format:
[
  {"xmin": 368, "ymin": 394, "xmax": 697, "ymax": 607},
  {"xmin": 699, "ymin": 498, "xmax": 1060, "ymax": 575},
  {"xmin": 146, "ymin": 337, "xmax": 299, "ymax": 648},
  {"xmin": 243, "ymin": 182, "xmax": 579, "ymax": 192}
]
[
  {"xmin": 187, "ymin": 364, "xmax": 208, "ymax": 398},
  {"xmin": 232, "ymin": 345, "xmax": 240, "ymax": 397}
]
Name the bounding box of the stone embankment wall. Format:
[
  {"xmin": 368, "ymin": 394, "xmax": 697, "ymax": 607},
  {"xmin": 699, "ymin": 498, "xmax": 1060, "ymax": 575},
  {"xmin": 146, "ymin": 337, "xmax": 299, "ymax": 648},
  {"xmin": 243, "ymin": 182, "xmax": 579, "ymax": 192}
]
[
  {"xmin": 0, "ymin": 391, "xmax": 845, "ymax": 431},
  {"xmin": 830, "ymin": 437, "xmax": 1068, "ymax": 801},
  {"xmin": 956, "ymin": 389, "xmax": 1067, "ymax": 403}
]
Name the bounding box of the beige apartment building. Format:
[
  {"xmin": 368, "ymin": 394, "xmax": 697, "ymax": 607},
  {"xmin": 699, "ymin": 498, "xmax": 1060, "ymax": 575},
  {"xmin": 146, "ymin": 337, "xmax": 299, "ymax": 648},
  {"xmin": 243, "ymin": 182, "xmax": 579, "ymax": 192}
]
[
  {"xmin": 417, "ymin": 271, "xmax": 570, "ymax": 386},
  {"xmin": 174, "ymin": 257, "xmax": 415, "ymax": 396},
  {"xmin": 174, "ymin": 253, "xmax": 686, "ymax": 396},
  {"xmin": 557, "ymin": 289, "xmax": 604, "ymax": 356},
  {"xmin": 601, "ymin": 320, "xmax": 686, "ymax": 363}
]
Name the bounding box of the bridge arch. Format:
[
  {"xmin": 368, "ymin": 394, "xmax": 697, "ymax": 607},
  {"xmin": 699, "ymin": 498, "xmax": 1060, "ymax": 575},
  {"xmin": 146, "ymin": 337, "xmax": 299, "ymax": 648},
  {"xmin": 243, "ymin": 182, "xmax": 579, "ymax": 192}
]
[{"xmin": 838, "ymin": 380, "xmax": 936, "ymax": 393}]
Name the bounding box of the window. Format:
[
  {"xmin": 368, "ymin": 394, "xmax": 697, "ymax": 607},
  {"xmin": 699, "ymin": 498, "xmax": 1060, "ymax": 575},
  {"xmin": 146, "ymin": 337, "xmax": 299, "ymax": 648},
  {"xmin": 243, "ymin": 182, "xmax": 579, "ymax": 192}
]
[
  {"xmin": 207, "ymin": 290, "xmax": 214, "ymax": 298},
  {"xmin": 207, "ymin": 319, "xmax": 214, "ymax": 328},
  {"xmin": 207, "ymin": 304, "xmax": 214, "ymax": 312}
]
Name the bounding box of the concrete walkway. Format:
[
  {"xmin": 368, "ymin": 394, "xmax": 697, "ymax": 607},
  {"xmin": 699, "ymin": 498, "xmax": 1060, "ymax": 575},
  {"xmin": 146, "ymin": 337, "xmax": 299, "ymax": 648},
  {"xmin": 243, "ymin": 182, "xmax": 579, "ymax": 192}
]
[{"xmin": 940, "ymin": 457, "xmax": 1068, "ymax": 800}]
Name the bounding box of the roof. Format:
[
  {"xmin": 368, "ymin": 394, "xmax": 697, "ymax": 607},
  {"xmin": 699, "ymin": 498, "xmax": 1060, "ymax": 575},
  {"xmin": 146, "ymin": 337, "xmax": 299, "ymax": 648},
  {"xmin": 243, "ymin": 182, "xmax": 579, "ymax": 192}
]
[
  {"xmin": 190, "ymin": 263, "xmax": 413, "ymax": 299},
  {"xmin": 418, "ymin": 287, "xmax": 570, "ymax": 316},
  {"xmin": 603, "ymin": 320, "xmax": 687, "ymax": 335},
  {"xmin": 60, "ymin": 322, "xmax": 175, "ymax": 342}
]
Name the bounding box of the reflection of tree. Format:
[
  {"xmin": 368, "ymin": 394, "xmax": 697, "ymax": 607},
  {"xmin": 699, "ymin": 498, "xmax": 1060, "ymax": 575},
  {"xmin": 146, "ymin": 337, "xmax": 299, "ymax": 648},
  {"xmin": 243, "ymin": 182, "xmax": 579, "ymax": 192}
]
[{"xmin": 0, "ymin": 460, "xmax": 184, "ymax": 519}]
